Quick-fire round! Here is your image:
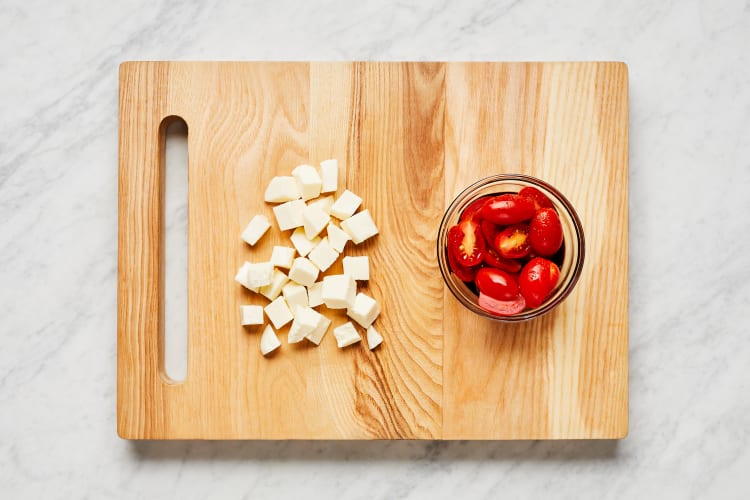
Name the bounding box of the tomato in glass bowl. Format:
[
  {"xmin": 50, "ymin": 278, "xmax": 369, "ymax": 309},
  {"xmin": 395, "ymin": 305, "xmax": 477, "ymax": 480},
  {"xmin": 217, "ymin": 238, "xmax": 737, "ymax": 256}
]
[{"xmin": 437, "ymin": 174, "xmax": 584, "ymax": 322}]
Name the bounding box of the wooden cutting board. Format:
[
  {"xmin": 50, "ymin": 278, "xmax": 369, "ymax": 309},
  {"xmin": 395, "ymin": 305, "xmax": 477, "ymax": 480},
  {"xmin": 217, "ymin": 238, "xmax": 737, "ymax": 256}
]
[{"xmin": 118, "ymin": 62, "xmax": 628, "ymax": 440}]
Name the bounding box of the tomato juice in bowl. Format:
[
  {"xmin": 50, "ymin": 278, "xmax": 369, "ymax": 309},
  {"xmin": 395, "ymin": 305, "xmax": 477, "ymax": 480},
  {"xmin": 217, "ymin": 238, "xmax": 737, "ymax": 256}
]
[{"xmin": 437, "ymin": 174, "xmax": 585, "ymax": 322}]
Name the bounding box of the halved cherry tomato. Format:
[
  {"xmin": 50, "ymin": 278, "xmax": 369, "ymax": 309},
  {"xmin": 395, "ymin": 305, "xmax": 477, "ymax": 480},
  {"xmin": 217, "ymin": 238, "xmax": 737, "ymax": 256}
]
[
  {"xmin": 478, "ymin": 292, "xmax": 526, "ymax": 316},
  {"xmin": 518, "ymin": 186, "xmax": 553, "ymax": 210},
  {"xmin": 495, "ymin": 224, "xmax": 531, "ymax": 259},
  {"xmin": 460, "ymin": 196, "xmax": 490, "ymax": 222},
  {"xmin": 475, "ymin": 268, "xmax": 519, "ymax": 301},
  {"xmin": 528, "ymin": 208, "xmax": 563, "ymax": 256},
  {"xmin": 480, "ymin": 194, "xmax": 536, "ymax": 225},
  {"xmin": 448, "ymin": 220, "xmax": 485, "ymax": 267},
  {"xmin": 483, "ymin": 247, "xmax": 522, "ymax": 273},
  {"xmin": 447, "ymin": 240, "xmax": 479, "ymax": 282},
  {"xmin": 519, "ymin": 257, "xmax": 560, "ymax": 308}
]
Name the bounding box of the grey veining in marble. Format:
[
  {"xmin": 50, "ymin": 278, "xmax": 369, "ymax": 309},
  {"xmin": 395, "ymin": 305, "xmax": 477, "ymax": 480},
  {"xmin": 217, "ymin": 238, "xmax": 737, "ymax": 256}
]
[{"xmin": 1, "ymin": 0, "xmax": 749, "ymax": 498}]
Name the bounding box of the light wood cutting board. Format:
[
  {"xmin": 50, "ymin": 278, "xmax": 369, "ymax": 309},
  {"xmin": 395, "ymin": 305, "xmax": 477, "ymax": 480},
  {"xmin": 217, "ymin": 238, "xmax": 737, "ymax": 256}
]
[{"xmin": 118, "ymin": 62, "xmax": 628, "ymax": 440}]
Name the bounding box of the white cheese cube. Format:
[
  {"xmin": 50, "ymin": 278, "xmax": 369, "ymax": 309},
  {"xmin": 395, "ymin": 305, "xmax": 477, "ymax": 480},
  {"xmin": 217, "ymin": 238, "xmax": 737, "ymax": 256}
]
[
  {"xmin": 333, "ymin": 322, "xmax": 361, "ymax": 348},
  {"xmin": 319, "ymin": 159, "xmax": 338, "ymax": 193},
  {"xmin": 329, "ymin": 190, "xmax": 362, "ymax": 220},
  {"xmin": 346, "ymin": 292, "xmax": 381, "ymax": 328},
  {"xmin": 308, "ymin": 195, "xmax": 334, "ymax": 214},
  {"xmin": 366, "ymin": 325, "xmax": 383, "ymax": 350},
  {"xmin": 289, "ymin": 227, "xmax": 320, "ymax": 257},
  {"xmin": 270, "ymin": 246, "xmax": 296, "ymax": 269},
  {"xmin": 246, "ymin": 262, "xmax": 274, "ymax": 289},
  {"xmin": 272, "ymin": 199, "xmax": 306, "ymax": 231},
  {"xmin": 340, "ymin": 209, "xmax": 378, "ymax": 244},
  {"xmin": 343, "ymin": 256, "xmax": 369, "ymax": 281},
  {"xmin": 240, "ymin": 305, "xmax": 264, "ymax": 326},
  {"xmin": 307, "ymin": 281, "xmax": 324, "ymax": 308},
  {"xmin": 234, "ymin": 262, "xmax": 258, "ymax": 292},
  {"xmin": 282, "ymin": 282, "xmax": 308, "ymax": 310},
  {"xmin": 321, "ymin": 274, "xmax": 356, "ymax": 309},
  {"xmin": 241, "ymin": 215, "xmax": 271, "ymax": 246},
  {"xmin": 288, "ymin": 257, "xmax": 319, "ymax": 287},
  {"xmin": 264, "ymin": 176, "xmax": 301, "ymax": 203},
  {"xmin": 260, "ymin": 269, "xmax": 289, "ymax": 300},
  {"xmin": 292, "ymin": 164, "xmax": 322, "ymax": 201},
  {"xmin": 288, "ymin": 306, "xmax": 323, "ymax": 343},
  {"xmin": 306, "ymin": 314, "xmax": 331, "ymax": 345},
  {"xmin": 264, "ymin": 296, "xmax": 293, "ymax": 329},
  {"xmin": 302, "ymin": 204, "xmax": 331, "ymax": 240},
  {"xmin": 260, "ymin": 324, "xmax": 281, "ymax": 355},
  {"xmin": 308, "ymin": 238, "xmax": 340, "ymax": 272},
  {"xmin": 326, "ymin": 223, "xmax": 351, "ymax": 253}
]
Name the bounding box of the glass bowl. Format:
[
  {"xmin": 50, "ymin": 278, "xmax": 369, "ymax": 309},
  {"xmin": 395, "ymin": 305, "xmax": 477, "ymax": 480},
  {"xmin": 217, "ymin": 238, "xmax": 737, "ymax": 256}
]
[{"xmin": 437, "ymin": 174, "xmax": 585, "ymax": 322}]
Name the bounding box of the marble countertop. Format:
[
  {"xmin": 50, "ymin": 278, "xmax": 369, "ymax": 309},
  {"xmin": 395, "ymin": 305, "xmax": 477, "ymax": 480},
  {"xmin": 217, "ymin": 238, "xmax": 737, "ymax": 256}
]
[{"xmin": 1, "ymin": 0, "xmax": 748, "ymax": 498}]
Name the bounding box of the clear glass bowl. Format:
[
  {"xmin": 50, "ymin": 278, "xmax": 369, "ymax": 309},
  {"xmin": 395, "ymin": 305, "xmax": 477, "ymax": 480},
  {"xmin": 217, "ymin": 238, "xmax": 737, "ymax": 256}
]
[{"xmin": 437, "ymin": 174, "xmax": 585, "ymax": 322}]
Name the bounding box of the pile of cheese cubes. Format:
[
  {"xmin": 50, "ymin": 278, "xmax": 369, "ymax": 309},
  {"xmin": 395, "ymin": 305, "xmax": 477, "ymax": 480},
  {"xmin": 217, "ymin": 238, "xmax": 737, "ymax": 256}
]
[{"xmin": 234, "ymin": 159, "xmax": 383, "ymax": 356}]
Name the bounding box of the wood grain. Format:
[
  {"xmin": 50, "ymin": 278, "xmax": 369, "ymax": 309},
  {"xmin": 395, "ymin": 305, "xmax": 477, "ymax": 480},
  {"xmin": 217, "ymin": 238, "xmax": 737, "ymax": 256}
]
[
  {"xmin": 442, "ymin": 62, "xmax": 628, "ymax": 439},
  {"xmin": 118, "ymin": 62, "xmax": 628, "ymax": 439}
]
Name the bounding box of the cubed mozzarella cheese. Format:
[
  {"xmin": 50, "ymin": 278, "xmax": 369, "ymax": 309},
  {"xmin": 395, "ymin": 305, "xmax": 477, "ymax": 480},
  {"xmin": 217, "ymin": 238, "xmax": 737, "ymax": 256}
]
[
  {"xmin": 346, "ymin": 292, "xmax": 380, "ymax": 328},
  {"xmin": 326, "ymin": 223, "xmax": 351, "ymax": 252},
  {"xmin": 366, "ymin": 325, "xmax": 383, "ymax": 350},
  {"xmin": 329, "ymin": 190, "xmax": 362, "ymax": 220},
  {"xmin": 321, "ymin": 274, "xmax": 356, "ymax": 309},
  {"xmin": 307, "ymin": 281, "xmax": 324, "ymax": 308},
  {"xmin": 292, "ymin": 164, "xmax": 323, "ymax": 201},
  {"xmin": 282, "ymin": 282, "xmax": 308, "ymax": 310},
  {"xmin": 246, "ymin": 262, "xmax": 274, "ymax": 289},
  {"xmin": 241, "ymin": 215, "xmax": 271, "ymax": 246},
  {"xmin": 264, "ymin": 176, "xmax": 301, "ymax": 203},
  {"xmin": 302, "ymin": 204, "xmax": 331, "ymax": 240},
  {"xmin": 260, "ymin": 324, "xmax": 281, "ymax": 355},
  {"xmin": 260, "ymin": 269, "xmax": 289, "ymax": 300},
  {"xmin": 290, "ymin": 227, "xmax": 320, "ymax": 257},
  {"xmin": 264, "ymin": 296, "xmax": 293, "ymax": 329},
  {"xmin": 319, "ymin": 159, "xmax": 338, "ymax": 193},
  {"xmin": 234, "ymin": 262, "xmax": 258, "ymax": 292},
  {"xmin": 308, "ymin": 195, "xmax": 334, "ymax": 214},
  {"xmin": 272, "ymin": 199, "xmax": 306, "ymax": 231},
  {"xmin": 288, "ymin": 306, "xmax": 323, "ymax": 343},
  {"xmin": 306, "ymin": 314, "xmax": 331, "ymax": 345},
  {"xmin": 343, "ymin": 256, "xmax": 369, "ymax": 280},
  {"xmin": 270, "ymin": 246, "xmax": 296, "ymax": 269},
  {"xmin": 340, "ymin": 209, "xmax": 378, "ymax": 244},
  {"xmin": 288, "ymin": 257, "xmax": 319, "ymax": 287},
  {"xmin": 307, "ymin": 238, "xmax": 340, "ymax": 272},
  {"xmin": 333, "ymin": 322, "xmax": 361, "ymax": 348},
  {"xmin": 240, "ymin": 305, "xmax": 264, "ymax": 326}
]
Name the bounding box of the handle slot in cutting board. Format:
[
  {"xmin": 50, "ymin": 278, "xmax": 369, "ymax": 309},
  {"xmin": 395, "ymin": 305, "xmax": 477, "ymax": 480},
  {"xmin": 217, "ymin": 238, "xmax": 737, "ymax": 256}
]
[{"xmin": 161, "ymin": 116, "xmax": 189, "ymax": 383}]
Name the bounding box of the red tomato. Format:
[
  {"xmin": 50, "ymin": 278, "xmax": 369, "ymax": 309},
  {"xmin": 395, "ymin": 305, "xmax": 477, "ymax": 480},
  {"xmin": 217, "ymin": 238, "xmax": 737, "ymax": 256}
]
[
  {"xmin": 460, "ymin": 196, "xmax": 490, "ymax": 222},
  {"xmin": 528, "ymin": 208, "xmax": 563, "ymax": 256},
  {"xmin": 480, "ymin": 194, "xmax": 536, "ymax": 225},
  {"xmin": 447, "ymin": 242, "xmax": 479, "ymax": 282},
  {"xmin": 483, "ymin": 247, "xmax": 522, "ymax": 273},
  {"xmin": 478, "ymin": 292, "xmax": 526, "ymax": 316},
  {"xmin": 519, "ymin": 257, "xmax": 560, "ymax": 308},
  {"xmin": 447, "ymin": 225, "xmax": 479, "ymax": 281},
  {"xmin": 475, "ymin": 268, "xmax": 519, "ymax": 301},
  {"xmin": 448, "ymin": 221, "xmax": 485, "ymax": 267},
  {"xmin": 518, "ymin": 186, "xmax": 553, "ymax": 210},
  {"xmin": 494, "ymin": 224, "xmax": 531, "ymax": 259},
  {"xmin": 481, "ymin": 220, "xmax": 501, "ymax": 248}
]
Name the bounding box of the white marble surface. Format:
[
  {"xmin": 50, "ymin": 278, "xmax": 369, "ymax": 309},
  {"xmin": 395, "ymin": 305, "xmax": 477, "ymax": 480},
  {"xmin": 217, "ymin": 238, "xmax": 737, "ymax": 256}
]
[{"xmin": 1, "ymin": 0, "xmax": 749, "ymax": 498}]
